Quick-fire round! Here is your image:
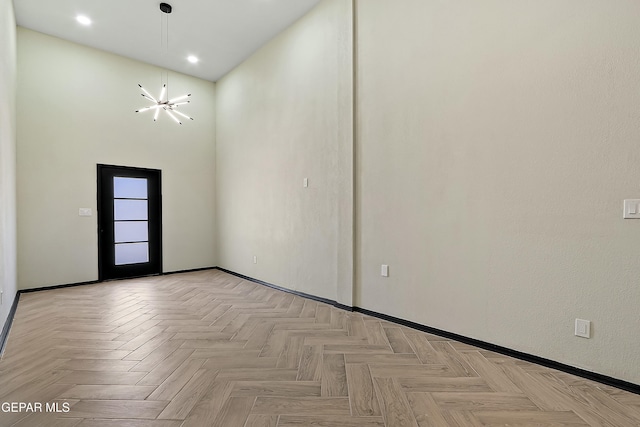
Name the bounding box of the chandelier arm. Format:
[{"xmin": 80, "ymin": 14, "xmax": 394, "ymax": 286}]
[
  {"xmin": 138, "ymin": 84, "xmax": 158, "ymax": 103},
  {"xmin": 168, "ymin": 94, "xmax": 191, "ymax": 103},
  {"xmin": 172, "ymin": 109, "xmax": 193, "ymax": 121},
  {"xmin": 136, "ymin": 105, "xmax": 163, "ymax": 113},
  {"xmin": 165, "ymin": 109, "xmax": 182, "ymax": 125}
]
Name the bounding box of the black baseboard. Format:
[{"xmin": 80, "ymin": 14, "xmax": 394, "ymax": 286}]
[
  {"xmin": 163, "ymin": 266, "xmax": 217, "ymax": 275},
  {"xmin": 352, "ymin": 307, "xmax": 640, "ymax": 396},
  {"xmin": 216, "ymin": 267, "xmax": 640, "ymax": 396},
  {"xmin": 216, "ymin": 267, "xmax": 353, "ymax": 312},
  {"xmin": 0, "ymin": 292, "xmax": 20, "ymax": 357},
  {"xmin": 18, "ymin": 266, "xmax": 218, "ymax": 294},
  {"xmin": 19, "ymin": 280, "xmax": 101, "ymax": 294},
  {"xmin": 334, "ymin": 302, "xmax": 354, "ymax": 312}
]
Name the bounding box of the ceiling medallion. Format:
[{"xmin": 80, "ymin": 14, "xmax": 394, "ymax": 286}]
[{"xmin": 136, "ymin": 3, "xmax": 193, "ymax": 124}]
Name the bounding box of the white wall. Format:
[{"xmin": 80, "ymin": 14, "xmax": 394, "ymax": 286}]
[
  {"xmin": 17, "ymin": 28, "xmax": 216, "ymax": 290},
  {"xmin": 356, "ymin": 0, "xmax": 640, "ymax": 383},
  {"xmin": 0, "ymin": 0, "xmax": 17, "ymax": 329},
  {"xmin": 215, "ymin": 0, "xmax": 353, "ymax": 303},
  {"xmin": 11, "ymin": 0, "xmax": 640, "ymax": 385}
]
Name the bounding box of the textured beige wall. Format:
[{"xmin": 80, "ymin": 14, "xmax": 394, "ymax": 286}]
[
  {"xmin": 215, "ymin": 0, "xmax": 353, "ymax": 302},
  {"xmin": 356, "ymin": 0, "xmax": 640, "ymax": 383},
  {"xmin": 17, "ymin": 28, "xmax": 216, "ymax": 290},
  {"xmin": 0, "ymin": 0, "xmax": 17, "ymax": 327},
  {"xmin": 12, "ymin": 0, "xmax": 638, "ymax": 384}
]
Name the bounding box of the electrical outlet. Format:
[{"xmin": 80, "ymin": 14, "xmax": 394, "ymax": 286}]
[
  {"xmin": 575, "ymin": 319, "xmax": 591, "ymax": 338},
  {"xmin": 253, "ymin": 256, "xmax": 257, "ymax": 264}
]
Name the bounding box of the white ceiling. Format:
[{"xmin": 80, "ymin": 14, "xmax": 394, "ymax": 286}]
[{"xmin": 15, "ymin": 0, "xmax": 321, "ymax": 82}]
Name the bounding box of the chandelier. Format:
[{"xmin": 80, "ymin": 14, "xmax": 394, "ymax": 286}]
[
  {"xmin": 136, "ymin": 83, "xmax": 192, "ymax": 124},
  {"xmin": 136, "ymin": 3, "xmax": 193, "ymax": 124}
]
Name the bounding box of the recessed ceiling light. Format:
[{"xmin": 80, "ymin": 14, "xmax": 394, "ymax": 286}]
[
  {"xmin": 76, "ymin": 15, "xmax": 92, "ymax": 26},
  {"xmin": 187, "ymin": 55, "xmax": 199, "ymax": 64}
]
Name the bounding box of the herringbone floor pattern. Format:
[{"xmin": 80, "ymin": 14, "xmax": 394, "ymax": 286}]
[{"xmin": 1, "ymin": 270, "xmax": 639, "ymax": 426}]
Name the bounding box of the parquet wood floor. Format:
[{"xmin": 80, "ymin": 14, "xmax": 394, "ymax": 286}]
[{"xmin": 1, "ymin": 270, "xmax": 639, "ymax": 426}]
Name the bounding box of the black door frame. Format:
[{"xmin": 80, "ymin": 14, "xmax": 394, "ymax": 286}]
[{"xmin": 97, "ymin": 164, "xmax": 163, "ymax": 281}]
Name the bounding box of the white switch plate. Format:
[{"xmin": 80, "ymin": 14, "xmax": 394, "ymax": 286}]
[
  {"xmin": 303, "ymin": 178, "xmax": 308, "ymax": 188},
  {"xmin": 253, "ymin": 256, "xmax": 257, "ymax": 264},
  {"xmin": 575, "ymin": 319, "xmax": 591, "ymax": 338},
  {"xmin": 623, "ymin": 200, "xmax": 640, "ymax": 219},
  {"xmin": 79, "ymin": 208, "xmax": 92, "ymax": 217},
  {"xmin": 381, "ymin": 264, "xmax": 389, "ymax": 277}
]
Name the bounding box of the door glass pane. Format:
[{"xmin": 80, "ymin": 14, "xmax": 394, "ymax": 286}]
[
  {"xmin": 114, "ymin": 177, "xmax": 148, "ymax": 199},
  {"xmin": 115, "ymin": 242, "xmax": 149, "ymax": 265},
  {"xmin": 114, "ymin": 221, "xmax": 148, "ymax": 243},
  {"xmin": 114, "ymin": 200, "xmax": 148, "ymax": 220}
]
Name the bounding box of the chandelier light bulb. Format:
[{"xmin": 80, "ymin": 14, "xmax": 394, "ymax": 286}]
[
  {"xmin": 139, "ymin": 85, "xmax": 157, "ymax": 102},
  {"xmin": 172, "ymin": 109, "xmax": 194, "ymax": 121},
  {"xmin": 165, "ymin": 110, "xmax": 182, "ymax": 125},
  {"xmin": 169, "ymin": 94, "xmax": 191, "ymax": 103}
]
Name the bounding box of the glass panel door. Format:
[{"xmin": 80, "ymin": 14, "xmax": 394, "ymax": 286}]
[
  {"xmin": 113, "ymin": 177, "xmax": 149, "ymax": 265},
  {"xmin": 98, "ymin": 165, "xmax": 162, "ymax": 280}
]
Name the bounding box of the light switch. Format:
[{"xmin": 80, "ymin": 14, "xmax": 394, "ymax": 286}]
[
  {"xmin": 303, "ymin": 178, "xmax": 308, "ymax": 188},
  {"xmin": 575, "ymin": 319, "xmax": 591, "ymax": 338},
  {"xmin": 381, "ymin": 264, "xmax": 389, "ymax": 277},
  {"xmin": 623, "ymin": 200, "xmax": 640, "ymax": 219},
  {"xmin": 79, "ymin": 208, "xmax": 92, "ymax": 217}
]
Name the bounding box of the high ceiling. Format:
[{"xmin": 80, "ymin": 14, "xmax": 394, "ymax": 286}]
[{"xmin": 15, "ymin": 0, "xmax": 321, "ymax": 82}]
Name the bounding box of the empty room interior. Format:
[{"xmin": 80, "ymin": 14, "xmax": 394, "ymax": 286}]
[{"xmin": 1, "ymin": 0, "xmax": 640, "ymax": 425}]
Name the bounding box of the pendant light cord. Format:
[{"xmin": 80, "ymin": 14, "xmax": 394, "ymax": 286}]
[
  {"xmin": 137, "ymin": 2, "xmax": 193, "ymax": 124},
  {"xmin": 160, "ymin": 7, "xmax": 170, "ymax": 100}
]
